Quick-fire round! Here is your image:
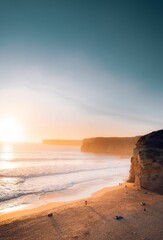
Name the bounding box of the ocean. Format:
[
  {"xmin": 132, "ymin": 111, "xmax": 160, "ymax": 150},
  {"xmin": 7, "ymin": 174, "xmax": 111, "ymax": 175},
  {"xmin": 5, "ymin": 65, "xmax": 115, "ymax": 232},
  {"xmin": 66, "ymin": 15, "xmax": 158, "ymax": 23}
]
[{"xmin": 0, "ymin": 143, "xmax": 130, "ymax": 214}]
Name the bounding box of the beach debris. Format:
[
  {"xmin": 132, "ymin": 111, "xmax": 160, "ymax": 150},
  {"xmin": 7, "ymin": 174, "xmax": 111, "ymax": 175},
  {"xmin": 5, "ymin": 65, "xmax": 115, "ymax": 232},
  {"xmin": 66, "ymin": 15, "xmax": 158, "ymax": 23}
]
[
  {"xmin": 140, "ymin": 202, "xmax": 146, "ymax": 206},
  {"xmin": 115, "ymin": 215, "xmax": 123, "ymax": 220},
  {"xmin": 48, "ymin": 213, "xmax": 53, "ymax": 217},
  {"xmin": 85, "ymin": 200, "xmax": 87, "ymax": 206},
  {"xmin": 144, "ymin": 208, "xmax": 146, "ymax": 211}
]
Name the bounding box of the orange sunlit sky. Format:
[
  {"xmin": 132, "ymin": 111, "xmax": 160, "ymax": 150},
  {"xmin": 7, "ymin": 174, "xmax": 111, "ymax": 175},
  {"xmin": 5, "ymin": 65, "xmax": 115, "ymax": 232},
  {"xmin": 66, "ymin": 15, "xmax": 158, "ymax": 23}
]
[{"xmin": 0, "ymin": 1, "xmax": 163, "ymax": 142}]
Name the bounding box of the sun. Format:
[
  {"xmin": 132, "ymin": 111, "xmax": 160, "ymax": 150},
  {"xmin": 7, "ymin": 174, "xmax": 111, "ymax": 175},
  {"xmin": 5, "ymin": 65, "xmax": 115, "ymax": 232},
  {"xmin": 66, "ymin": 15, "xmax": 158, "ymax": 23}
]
[{"xmin": 0, "ymin": 117, "xmax": 25, "ymax": 143}]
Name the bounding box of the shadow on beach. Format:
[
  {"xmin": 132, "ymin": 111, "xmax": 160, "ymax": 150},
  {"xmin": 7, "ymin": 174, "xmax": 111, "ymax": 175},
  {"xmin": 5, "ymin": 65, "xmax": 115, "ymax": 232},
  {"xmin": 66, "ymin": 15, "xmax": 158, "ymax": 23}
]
[
  {"xmin": 48, "ymin": 214, "xmax": 63, "ymax": 239},
  {"xmin": 87, "ymin": 206, "xmax": 110, "ymax": 222}
]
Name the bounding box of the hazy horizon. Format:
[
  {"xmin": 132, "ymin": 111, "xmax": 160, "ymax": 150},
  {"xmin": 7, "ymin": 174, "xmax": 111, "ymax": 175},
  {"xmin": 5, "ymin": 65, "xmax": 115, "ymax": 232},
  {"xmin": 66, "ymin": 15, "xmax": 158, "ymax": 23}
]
[{"xmin": 0, "ymin": 0, "xmax": 163, "ymax": 142}]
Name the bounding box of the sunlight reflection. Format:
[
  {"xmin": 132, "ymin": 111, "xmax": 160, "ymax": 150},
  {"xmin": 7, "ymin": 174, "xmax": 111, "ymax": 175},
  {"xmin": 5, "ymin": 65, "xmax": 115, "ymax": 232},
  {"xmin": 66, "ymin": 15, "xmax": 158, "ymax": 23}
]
[{"xmin": 0, "ymin": 144, "xmax": 14, "ymax": 161}]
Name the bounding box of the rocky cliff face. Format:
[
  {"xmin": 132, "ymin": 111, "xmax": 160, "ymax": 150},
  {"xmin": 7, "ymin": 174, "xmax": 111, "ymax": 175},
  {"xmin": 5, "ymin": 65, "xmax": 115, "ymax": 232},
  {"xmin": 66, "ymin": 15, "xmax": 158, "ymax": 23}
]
[
  {"xmin": 81, "ymin": 136, "xmax": 140, "ymax": 156},
  {"xmin": 128, "ymin": 129, "xmax": 163, "ymax": 194}
]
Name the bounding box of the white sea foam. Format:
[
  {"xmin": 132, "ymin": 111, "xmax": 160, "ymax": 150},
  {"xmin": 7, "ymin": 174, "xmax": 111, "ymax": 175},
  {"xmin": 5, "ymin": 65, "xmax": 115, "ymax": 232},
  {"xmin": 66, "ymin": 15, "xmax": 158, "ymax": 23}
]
[{"xmin": 0, "ymin": 144, "xmax": 130, "ymax": 213}]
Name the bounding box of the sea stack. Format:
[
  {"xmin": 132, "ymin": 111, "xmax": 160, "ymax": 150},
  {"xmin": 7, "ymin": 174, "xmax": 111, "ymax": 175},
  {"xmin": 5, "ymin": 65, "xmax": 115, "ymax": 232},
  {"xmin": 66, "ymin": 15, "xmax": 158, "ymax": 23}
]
[{"xmin": 128, "ymin": 129, "xmax": 163, "ymax": 194}]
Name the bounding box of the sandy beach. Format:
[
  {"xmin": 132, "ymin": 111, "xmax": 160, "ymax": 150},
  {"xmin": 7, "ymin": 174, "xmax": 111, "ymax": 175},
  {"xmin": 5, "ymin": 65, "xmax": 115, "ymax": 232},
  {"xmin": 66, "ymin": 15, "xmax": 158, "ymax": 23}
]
[{"xmin": 0, "ymin": 183, "xmax": 163, "ymax": 240}]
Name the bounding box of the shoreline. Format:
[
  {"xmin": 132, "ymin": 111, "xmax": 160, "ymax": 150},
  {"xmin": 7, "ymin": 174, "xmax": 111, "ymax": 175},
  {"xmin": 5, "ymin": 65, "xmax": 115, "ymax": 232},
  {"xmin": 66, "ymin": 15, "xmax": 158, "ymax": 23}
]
[
  {"xmin": 0, "ymin": 182, "xmax": 125, "ymax": 224},
  {"xmin": 0, "ymin": 176, "xmax": 128, "ymax": 217}
]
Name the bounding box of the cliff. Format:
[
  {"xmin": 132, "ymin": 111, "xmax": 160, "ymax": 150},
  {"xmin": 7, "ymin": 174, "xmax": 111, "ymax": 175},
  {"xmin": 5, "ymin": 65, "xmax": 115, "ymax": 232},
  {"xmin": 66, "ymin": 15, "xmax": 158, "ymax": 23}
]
[
  {"xmin": 128, "ymin": 129, "xmax": 163, "ymax": 194},
  {"xmin": 43, "ymin": 139, "xmax": 82, "ymax": 146},
  {"xmin": 81, "ymin": 136, "xmax": 140, "ymax": 156}
]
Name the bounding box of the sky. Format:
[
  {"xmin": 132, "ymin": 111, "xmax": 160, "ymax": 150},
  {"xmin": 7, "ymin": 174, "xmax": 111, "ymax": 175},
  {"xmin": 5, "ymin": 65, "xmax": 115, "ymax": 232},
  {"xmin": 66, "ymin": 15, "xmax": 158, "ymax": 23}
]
[{"xmin": 0, "ymin": 0, "xmax": 163, "ymax": 142}]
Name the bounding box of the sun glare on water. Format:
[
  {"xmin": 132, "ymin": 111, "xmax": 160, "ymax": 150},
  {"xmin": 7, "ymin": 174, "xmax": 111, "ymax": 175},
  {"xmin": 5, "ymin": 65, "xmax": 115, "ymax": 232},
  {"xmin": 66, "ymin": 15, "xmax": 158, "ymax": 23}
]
[{"xmin": 0, "ymin": 117, "xmax": 25, "ymax": 143}]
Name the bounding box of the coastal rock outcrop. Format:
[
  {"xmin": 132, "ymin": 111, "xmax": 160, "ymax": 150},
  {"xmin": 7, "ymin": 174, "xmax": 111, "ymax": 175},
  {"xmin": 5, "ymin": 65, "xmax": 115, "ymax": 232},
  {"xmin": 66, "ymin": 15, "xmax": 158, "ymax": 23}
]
[
  {"xmin": 128, "ymin": 129, "xmax": 163, "ymax": 194},
  {"xmin": 43, "ymin": 139, "xmax": 82, "ymax": 146},
  {"xmin": 81, "ymin": 137, "xmax": 140, "ymax": 156}
]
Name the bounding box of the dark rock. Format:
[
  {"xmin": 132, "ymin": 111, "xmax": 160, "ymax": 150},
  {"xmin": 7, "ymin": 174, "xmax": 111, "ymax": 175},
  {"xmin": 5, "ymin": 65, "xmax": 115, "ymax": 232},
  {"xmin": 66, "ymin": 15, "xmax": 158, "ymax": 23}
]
[
  {"xmin": 48, "ymin": 213, "xmax": 53, "ymax": 217},
  {"xmin": 128, "ymin": 129, "xmax": 163, "ymax": 194},
  {"xmin": 115, "ymin": 216, "xmax": 123, "ymax": 220}
]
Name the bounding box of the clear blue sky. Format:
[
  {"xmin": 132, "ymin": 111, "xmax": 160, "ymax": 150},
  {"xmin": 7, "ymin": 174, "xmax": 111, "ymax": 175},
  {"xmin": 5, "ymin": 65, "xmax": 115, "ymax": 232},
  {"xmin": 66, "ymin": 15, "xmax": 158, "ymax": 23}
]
[{"xmin": 0, "ymin": 0, "xmax": 163, "ymax": 141}]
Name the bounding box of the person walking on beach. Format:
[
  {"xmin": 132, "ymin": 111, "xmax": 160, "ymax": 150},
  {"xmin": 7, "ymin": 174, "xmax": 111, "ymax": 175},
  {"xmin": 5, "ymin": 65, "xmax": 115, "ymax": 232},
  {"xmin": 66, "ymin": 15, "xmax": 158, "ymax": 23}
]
[{"xmin": 85, "ymin": 200, "xmax": 87, "ymax": 206}]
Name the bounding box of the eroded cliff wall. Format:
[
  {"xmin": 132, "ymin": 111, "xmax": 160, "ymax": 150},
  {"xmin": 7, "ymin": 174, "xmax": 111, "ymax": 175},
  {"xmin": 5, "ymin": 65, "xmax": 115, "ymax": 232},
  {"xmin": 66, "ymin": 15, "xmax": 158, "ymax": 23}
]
[
  {"xmin": 128, "ymin": 130, "xmax": 163, "ymax": 194},
  {"xmin": 81, "ymin": 136, "xmax": 140, "ymax": 156}
]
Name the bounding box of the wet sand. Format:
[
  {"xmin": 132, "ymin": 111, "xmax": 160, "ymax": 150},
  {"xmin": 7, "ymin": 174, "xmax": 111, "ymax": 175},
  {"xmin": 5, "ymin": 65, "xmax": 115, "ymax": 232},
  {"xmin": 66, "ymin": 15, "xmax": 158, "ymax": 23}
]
[{"xmin": 0, "ymin": 183, "xmax": 163, "ymax": 240}]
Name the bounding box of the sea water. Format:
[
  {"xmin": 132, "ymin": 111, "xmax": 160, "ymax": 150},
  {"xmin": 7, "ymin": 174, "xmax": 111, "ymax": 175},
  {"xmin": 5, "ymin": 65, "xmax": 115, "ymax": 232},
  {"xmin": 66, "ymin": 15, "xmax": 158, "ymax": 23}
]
[{"xmin": 0, "ymin": 143, "xmax": 130, "ymax": 214}]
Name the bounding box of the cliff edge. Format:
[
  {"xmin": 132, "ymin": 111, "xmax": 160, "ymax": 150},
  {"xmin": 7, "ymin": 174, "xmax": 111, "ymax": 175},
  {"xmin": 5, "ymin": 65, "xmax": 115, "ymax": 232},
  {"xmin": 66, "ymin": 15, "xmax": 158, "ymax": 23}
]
[
  {"xmin": 81, "ymin": 136, "xmax": 139, "ymax": 156},
  {"xmin": 128, "ymin": 129, "xmax": 163, "ymax": 194}
]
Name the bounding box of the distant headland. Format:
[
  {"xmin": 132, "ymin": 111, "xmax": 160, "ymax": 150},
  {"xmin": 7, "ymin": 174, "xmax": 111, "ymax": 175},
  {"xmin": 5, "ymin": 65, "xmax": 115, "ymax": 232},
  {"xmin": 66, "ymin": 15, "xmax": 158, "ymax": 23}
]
[
  {"xmin": 43, "ymin": 137, "xmax": 140, "ymax": 156},
  {"xmin": 81, "ymin": 136, "xmax": 140, "ymax": 156},
  {"xmin": 43, "ymin": 139, "xmax": 82, "ymax": 146}
]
